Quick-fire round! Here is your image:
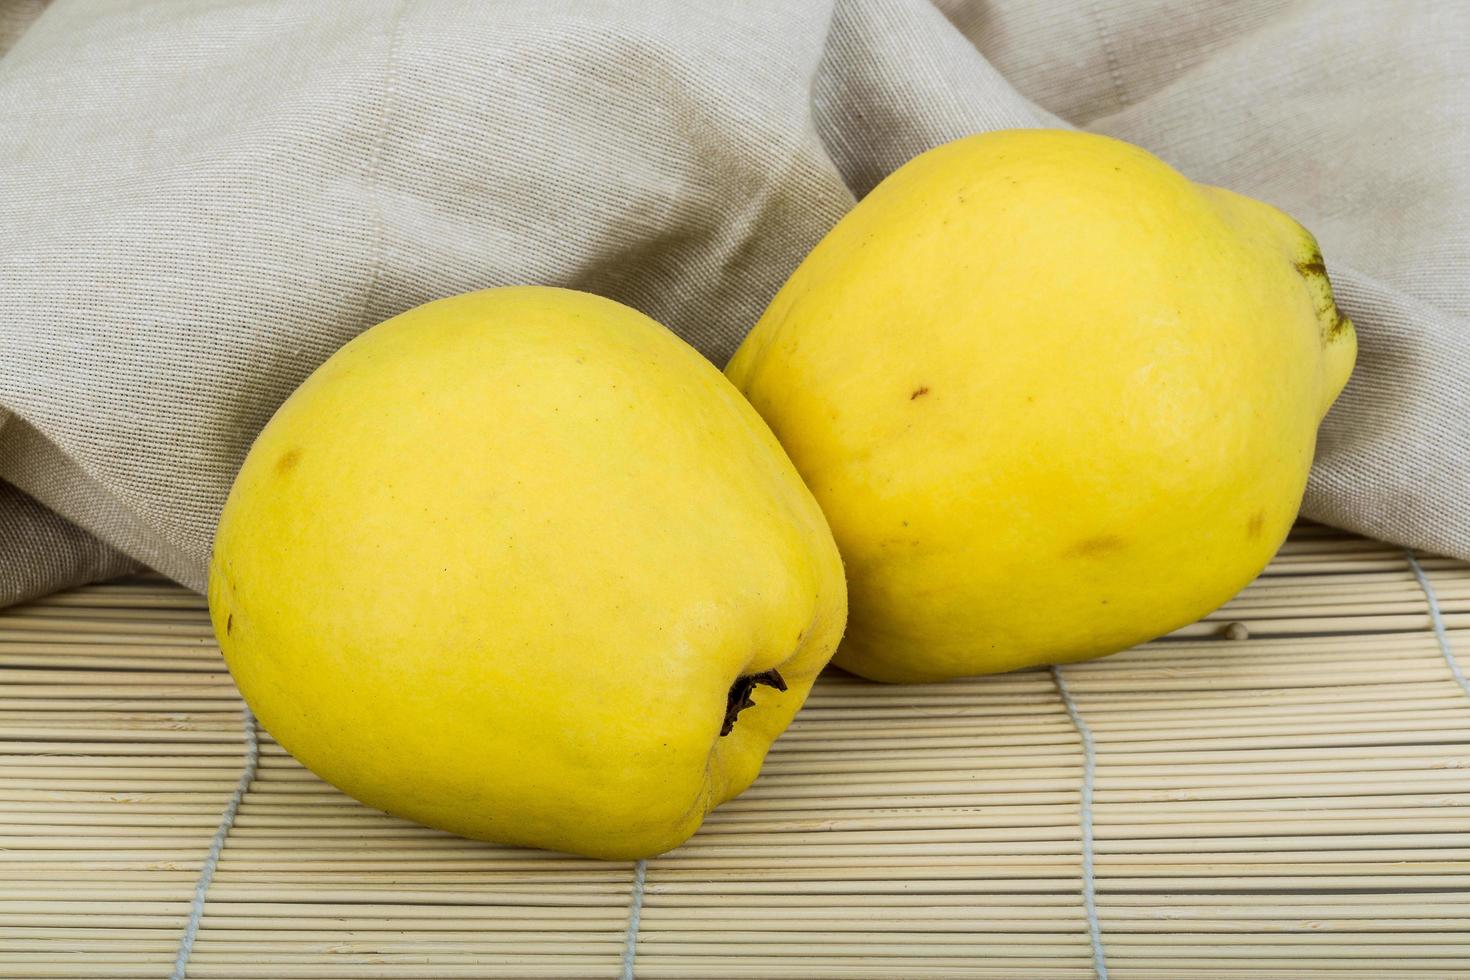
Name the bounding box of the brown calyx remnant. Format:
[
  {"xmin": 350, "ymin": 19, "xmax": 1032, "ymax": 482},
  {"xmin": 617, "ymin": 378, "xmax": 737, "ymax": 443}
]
[
  {"xmin": 721, "ymin": 668, "xmax": 787, "ymax": 737},
  {"xmin": 1294, "ymin": 251, "xmax": 1351, "ymax": 343}
]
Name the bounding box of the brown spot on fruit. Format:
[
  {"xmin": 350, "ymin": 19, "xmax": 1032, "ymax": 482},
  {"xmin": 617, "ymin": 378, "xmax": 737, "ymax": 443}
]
[
  {"xmin": 276, "ymin": 448, "xmax": 303, "ymax": 474},
  {"xmin": 225, "ymin": 614, "xmax": 233, "ymax": 636},
  {"xmin": 1295, "ymin": 259, "xmax": 1327, "ymax": 278},
  {"xmin": 1246, "ymin": 511, "xmax": 1265, "ymax": 538},
  {"xmin": 1067, "ymin": 535, "xmax": 1125, "ymax": 558},
  {"xmin": 910, "ymin": 386, "xmax": 929, "ymax": 400}
]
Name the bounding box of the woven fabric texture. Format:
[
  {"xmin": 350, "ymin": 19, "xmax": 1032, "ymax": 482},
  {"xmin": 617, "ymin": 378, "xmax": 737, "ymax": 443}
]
[{"xmin": 1, "ymin": 0, "xmax": 1466, "ymax": 603}]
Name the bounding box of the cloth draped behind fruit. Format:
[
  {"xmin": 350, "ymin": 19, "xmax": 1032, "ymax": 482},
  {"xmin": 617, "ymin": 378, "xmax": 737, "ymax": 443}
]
[{"xmin": 0, "ymin": 0, "xmax": 1466, "ymax": 606}]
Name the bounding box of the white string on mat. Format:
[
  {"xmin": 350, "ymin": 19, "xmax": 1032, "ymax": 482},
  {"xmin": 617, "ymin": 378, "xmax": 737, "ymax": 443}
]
[
  {"xmin": 1050, "ymin": 665, "xmax": 1109, "ymax": 980},
  {"xmin": 171, "ymin": 703, "xmax": 259, "ymax": 980},
  {"xmin": 1406, "ymin": 550, "xmax": 1470, "ymax": 701},
  {"xmin": 621, "ymin": 858, "xmax": 648, "ymax": 980}
]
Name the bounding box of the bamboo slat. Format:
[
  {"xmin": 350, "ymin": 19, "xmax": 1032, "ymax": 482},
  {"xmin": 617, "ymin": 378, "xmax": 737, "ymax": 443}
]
[{"xmin": 1, "ymin": 524, "xmax": 1468, "ymax": 977}]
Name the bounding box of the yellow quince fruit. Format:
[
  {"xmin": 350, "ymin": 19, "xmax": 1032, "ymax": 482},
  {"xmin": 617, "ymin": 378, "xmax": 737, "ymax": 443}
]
[
  {"xmin": 209, "ymin": 286, "xmax": 846, "ymax": 858},
  {"xmin": 726, "ymin": 129, "xmax": 1354, "ymax": 683}
]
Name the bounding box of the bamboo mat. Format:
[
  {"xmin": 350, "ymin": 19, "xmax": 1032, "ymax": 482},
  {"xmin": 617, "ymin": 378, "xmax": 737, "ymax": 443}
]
[{"xmin": 3, "ymin": 524, "xmax": 1469, "ymax": 979}]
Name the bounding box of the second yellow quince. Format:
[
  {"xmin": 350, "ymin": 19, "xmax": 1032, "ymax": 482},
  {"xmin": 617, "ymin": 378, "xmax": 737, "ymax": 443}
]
[{"xmin": 727, "ymin": 129, "xmax": 1356, "ymax": 682}]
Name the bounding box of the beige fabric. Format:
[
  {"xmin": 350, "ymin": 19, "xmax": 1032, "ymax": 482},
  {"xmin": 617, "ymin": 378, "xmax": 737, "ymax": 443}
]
[
  {"xmin": 1, "ymin": 0, "xmax": 1466, "ymax": 605},
  {"xmin": 0, "ymin": 472, "xmax": 139, "ymax": 608},
  {"xmin": 0, "ymin": 1, "xmax": 49, "ymax": 57}
]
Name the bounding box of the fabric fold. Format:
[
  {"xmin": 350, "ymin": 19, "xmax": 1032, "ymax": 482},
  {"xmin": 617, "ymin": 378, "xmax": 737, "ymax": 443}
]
[{"xmin": 1, "ymin": 0, "xmax": 1466, "ymax": 606}]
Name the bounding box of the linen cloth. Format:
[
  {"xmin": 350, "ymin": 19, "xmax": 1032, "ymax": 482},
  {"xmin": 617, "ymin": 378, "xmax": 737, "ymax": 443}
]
[{"xmin": 1, "ymin": 0, "xmax": 1466, "ymax": 604}]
